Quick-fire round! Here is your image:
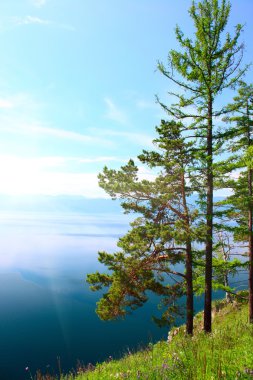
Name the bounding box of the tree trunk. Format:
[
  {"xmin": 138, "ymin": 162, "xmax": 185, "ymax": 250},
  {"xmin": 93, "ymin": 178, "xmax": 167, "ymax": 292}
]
[
  {"xmin": 247, "ymin": 101, "xmax": 253, "ymax": 323},
  {"xmin": 204, "ymin": 98, "xmax": 213, "ymax": 333},
  {"xmin": 181, "ymin": 173, "xmax": 194, "ymax": 335},
  {"xmin": 186, "ymin": 241, "xmax": 193, "ymax": 334},
  {"xmin": 248, "ymin": 168, "xmax": 253, "ymax": 322}
]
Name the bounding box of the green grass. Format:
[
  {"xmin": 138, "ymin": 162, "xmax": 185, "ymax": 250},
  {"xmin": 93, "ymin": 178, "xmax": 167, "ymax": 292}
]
[{"xmin": 34, "ymin": 300, "xmax": 253, "ymax": 380}]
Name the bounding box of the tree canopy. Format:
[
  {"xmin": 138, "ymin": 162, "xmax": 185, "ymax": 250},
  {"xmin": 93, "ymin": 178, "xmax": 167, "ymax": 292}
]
[{"xmin": 87, "ymin": 0, "xmax": 252, "ymax": 335}]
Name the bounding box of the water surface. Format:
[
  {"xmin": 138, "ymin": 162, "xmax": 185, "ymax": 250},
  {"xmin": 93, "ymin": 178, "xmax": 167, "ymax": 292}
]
[
  {"xmin": 0, "ymin": 211, "xmax": 167, "ymax": 380},
  {"xmin": 0, "ymin": 209, "xmax": 247, "ymax": 380}
]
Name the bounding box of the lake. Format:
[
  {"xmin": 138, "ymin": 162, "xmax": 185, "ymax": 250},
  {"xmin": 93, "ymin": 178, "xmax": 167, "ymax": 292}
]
[
  {"xmin": 0, "ymin": 210, "xmax": 170, "ymax": 380},
  {"xmin": 0, "ymin": 207, "xmax": 247, "ymax": 380}
]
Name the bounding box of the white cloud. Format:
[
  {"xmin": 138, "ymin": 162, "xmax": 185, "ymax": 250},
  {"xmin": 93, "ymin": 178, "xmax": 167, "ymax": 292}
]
[
  {"xmin": 0, "ymin": 154, "xmax": 156, "ymax": 197},
  {"xmin": 0, "ymin": 92, "xmax": 43, "ymax": 111},
  {"xmin": 0, "ymin": 155, "xmax": 125, "ymax": 169},
  {"xmin": 0, "ymin": 92, "xmax": 114, "ymax": 149},
  {"xmin": 0, "ymin": 114, "xmax": 113, "ymax": 147},
  {"xmin": 30, "ymin": 0, "xmax": 47, "ymax": 7},
  {"xmin": 25, "ymin": 123, "xmax": 98, "ymax": 143},
  {"xmin": 104, "ymin": 98, "xmax": 127, "ymax": 124},
  {"xmin": 0, "ymin": 170, "xmax": 106, "ymax": 198},
  {"xmin": 0, "ymin": 155, "xmax": 107, "ymax": 197},
  {"xmin": 0, "ymin": 99, "xmax": 13, "ymax": 109},
  {"xmin": 0, "ymin": 155, "xmax": 130, "ymax": 197},
  {"xmin": 97, "ymin": 128, "xmax": 154, "ymax": 148},
  {"xmin": 13, "ymin": 15, "xmax": 50, "ymax": 26},
  {"xmin": 12, "ymin": 16, "xmax": 76, "ymax": 31}
]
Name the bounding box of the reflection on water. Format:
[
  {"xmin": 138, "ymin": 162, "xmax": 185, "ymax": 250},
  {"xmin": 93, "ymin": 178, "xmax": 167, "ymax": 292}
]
[{"xmin": 0, "ymin": 212, "xmax": 166, "ymax": 380}]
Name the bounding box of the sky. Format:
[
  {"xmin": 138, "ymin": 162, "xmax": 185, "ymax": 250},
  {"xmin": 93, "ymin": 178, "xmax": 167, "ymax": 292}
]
[{"xmin": 0, "ymin": 0, "xmax": 252, "ymax": 198}]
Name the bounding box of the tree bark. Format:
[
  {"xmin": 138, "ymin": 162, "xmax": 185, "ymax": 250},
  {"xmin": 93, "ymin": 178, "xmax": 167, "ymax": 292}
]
[
  {"xmin": 248, "ymin": 167, "xmax": 253, "ymax": 322},
  {"xmin": 204, "ymin": 97, "xmax": 213, "ymax": 333},
  {"xmin": 247, "ymin": 101, "xmax": 253, "ymax": 323},
  {"xmin": 181, "ymin": 173, "xmax": 194, "ymax": 335},
  {"xmin": 185, "ymin": 240, "xmax": 193, "ymax": 334}
]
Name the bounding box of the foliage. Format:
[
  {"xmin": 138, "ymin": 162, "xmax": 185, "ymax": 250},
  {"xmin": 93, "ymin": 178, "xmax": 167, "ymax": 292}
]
[
  {"xmin": 156, "ymin": 0, "xmax": 248, "ymax": 332},
  {"xmin": 219, "ymin": 82, "xmax": 253, "ymax": 239},
  {"xmin": 87, "ymin": 120, "xmax": 199, "ymax": 329},
  {"xmin": 86, "ymin": 0, "xmax": 251, "ymax": 333}
]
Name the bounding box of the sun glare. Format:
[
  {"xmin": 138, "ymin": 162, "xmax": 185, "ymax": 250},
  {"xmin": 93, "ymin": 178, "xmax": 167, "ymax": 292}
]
[{"xmin": 0, "ymin": 155, "xmax": 105, "ymax": 197}]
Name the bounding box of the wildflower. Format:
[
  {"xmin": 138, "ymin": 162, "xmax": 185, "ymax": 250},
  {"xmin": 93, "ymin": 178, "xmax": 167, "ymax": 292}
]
[
  {"xmin": 172, "ymin": 352, "xmax": 180, "ymax": 362},
  {"xmin": 245, "ymin": 368, "xmax": 253, "ymax": 375}
]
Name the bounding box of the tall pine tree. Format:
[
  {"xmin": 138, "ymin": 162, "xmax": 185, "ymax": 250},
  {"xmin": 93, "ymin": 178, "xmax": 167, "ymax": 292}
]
[{"xmin": 157, "ymin": 0, "xmax": 247, "ymax": 332}]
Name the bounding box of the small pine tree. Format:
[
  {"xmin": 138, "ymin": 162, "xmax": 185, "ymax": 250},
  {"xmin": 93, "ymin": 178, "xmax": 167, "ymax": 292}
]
[{"xmin": 87, "ymin": 120, "xmax": 199, "ymax": 334}]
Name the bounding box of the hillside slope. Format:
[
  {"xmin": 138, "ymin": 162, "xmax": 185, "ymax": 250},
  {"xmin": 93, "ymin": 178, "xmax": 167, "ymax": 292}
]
[{"xmin": 73, "ymin": 300, "xmax": 253, "ymax": 380}]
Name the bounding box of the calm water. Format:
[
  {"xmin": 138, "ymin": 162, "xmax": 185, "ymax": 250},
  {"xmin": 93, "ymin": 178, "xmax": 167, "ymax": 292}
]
[
  {"xmin": 0, "ymin": 211, "xmax": 168, "ymax": 380},
  {"xmin": 0, "ymin": 210, "xmax": 247, "ymax": 380}
]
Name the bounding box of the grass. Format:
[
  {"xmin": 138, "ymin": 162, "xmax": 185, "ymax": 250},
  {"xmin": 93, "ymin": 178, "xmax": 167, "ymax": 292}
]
[{"xmin": 32, "ymin": 299, "xmax": 253, "ymax": 380}]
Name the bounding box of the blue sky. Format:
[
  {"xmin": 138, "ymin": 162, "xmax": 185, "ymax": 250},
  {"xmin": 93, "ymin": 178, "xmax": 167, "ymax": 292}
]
[{"xmin": 0, "ymin": 0, "xmax": 252, "ymax": 198}]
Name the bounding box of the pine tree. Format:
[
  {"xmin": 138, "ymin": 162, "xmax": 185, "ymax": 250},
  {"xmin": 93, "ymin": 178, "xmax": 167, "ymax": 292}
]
[
  {"xmin": 87, "ymin": 120, "xmax": 199, "ymax": 334},
  {"xmin": 157, "ymin": 0, "xmax": 247, "ymax": 332},
  {"xmin": 221, "ymin": 82, "xmax": 253, "ymax": 321}
]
